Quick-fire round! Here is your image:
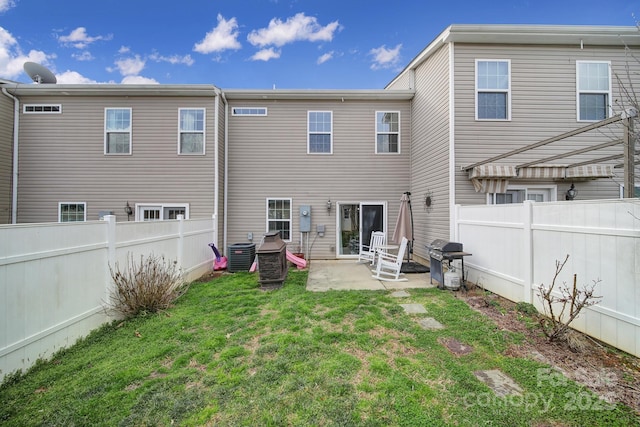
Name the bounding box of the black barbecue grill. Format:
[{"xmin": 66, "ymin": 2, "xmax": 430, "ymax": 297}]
[{"xmin": 427, "ymin": 239, "xmax": 472, "ymax": 289}]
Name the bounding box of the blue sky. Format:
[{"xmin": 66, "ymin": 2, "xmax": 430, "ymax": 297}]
[{"xmin": 1, "ymin": 0, "xmax": 639, "ymax": 89}]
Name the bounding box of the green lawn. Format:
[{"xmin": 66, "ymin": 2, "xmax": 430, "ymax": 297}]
[{"xmin": 1, "ymin": 271, "xmax": 638, "ymax": 426}]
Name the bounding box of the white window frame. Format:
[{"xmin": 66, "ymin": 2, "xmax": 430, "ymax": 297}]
[
  {"xmin": 266, "ymin": 198, "xmax": 292, "ymax": 242},
  {"xmin": 475, "ymin": 59, "xmax": 511, "ymax": 121},
  {"xmin": 619, "ymin": 183, "xmax": 640, "ymax": 198},
  {"xmin": 23, "ymin": 104, "xmax": 62, "ymax": 114},
  {"xmin": 375, "ymin": 111, "xmax": 401, "ymax": 154},
  {"xmin": 232, "ymin": 107, "xmax": 268, "ymax": 116},
  {"xmin": 178, "ymin": 108, "xmax": 206, "ymax": 155},
  {"xmin": 104, "ymin": 108, "xmax": 132, "ymax": 155},
  {"xmin": 486, "ymin": 184, "xmax": 557, "ymax": 204},
  {"xmin": 135, "ymin": 203, "xmax": 189, "ymax": 221},
  {"xmin": 576, "ymin": 60, "xmax": 612, "ymax": 122},
  {"xmin": 58, "ymin": 202, "xmax": 87, "ymax": 222},
  {"xmin": 307, "ymin": 111, "xmax": 333, "ymax": 154}
]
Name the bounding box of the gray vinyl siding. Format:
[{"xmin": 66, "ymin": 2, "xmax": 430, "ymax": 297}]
[
  {"xmin": 0, "ymin": 94, "xmax": 13, "ymax": 224},
  {"xmin": 409, "ymin": 44, "xmax": 451, "ymax": 261},
  {"xmin": 453, "ymin": 43, "xmax": 638, "ymax": 205},
  {"xmin": 16, "ymin": 95, "xmax": 216, "ymax": 223},
  {"xmin": 387, "ymin": 71, "xmax": 413, "ymax": 90},
  {"xmin": 226, "ymin": 99, "xmax": 411, "ymax": 259}
]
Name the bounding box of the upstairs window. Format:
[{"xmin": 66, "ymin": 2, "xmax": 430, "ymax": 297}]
[
  {"xmin": 179, "ymin": 108, "xmax": 205, "ymax": 154},
  {"xmin": 308, "ymin": 111, "xmax": 333, "ymax": 154},
  {"xmin": 104, "ymin": 108, "xmax": 131, "ymax": 154},
  {"xmin": 376, "ymin": 111, "xmax": 400, "ymax": 153},
  {"xmin": 59, "ymin": 202, "xmax": 86, "ymax": 222},
  {"xmin": 476, "ymin": 60, "xmax": 511, "ymax": 120},
  {"xmin": 267, "ymin": 198, "xmax": 291, "ymax": 241},
  {"xmin": 577, "ymin": 61, "xmax": 611, "ymax": 121}
]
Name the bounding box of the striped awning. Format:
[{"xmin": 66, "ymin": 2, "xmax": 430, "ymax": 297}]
[
  {"xmin": 468, "ymin": 164, "xmax": 518, "ymax": 179},
  {"xmin": 468, "ymin": 164, "xmax": 517, "ymax": 194},
  {"xmin": 517, "ymin": 166, "xmax": 566, "ymax": 179},
  {"xmin": 471, "ymin": 178, "xmax": 510, "ymax": 193},
  {"xmin": 565, "ymin": 165, "xmax": 615, "ymax": 179}
]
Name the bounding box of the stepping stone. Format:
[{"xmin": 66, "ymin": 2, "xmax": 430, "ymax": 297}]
[
  {"xmin": 418, "ymin": 317, "xmax": 444, "ymax": 330},
  {"xmin": 473, "ymin": 369, "xmax": 523, "ymax": 397},
  {"xmin": 439, "ymin": 337, "xmax": 473, "ymax": 356},
  {"xmin": 390, "ymin": 290, "xmax": 410, "ymax": 298},
  {"xmin": 400, "ymin": 303, "xmax": 427, "ymax": 314}
]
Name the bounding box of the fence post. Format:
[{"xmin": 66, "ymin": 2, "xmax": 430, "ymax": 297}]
[
  {"xmin": 103, "ymin": 215, "xmax": 117, "ymax": 302},
  {"xmin": 522, "ymin": 201, "xmax": 534, "ymax": 303},
  {"xmin": 177, "ymin": 214, "xmax": 185, "ymax": 272}
]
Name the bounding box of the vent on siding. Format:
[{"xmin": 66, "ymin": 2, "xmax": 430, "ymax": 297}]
[
  {"xmin": 23, "ymin": 104, "xmax": 62, "ymax": 114},
  {"xmin": 232, "ymin": 107, "xmax": 267, "ymax": 116}
]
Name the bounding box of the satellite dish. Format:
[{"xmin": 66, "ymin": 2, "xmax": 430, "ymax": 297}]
[{"xmin": 23, "ymin": 62, "xmax": 57, "ymax": 84}]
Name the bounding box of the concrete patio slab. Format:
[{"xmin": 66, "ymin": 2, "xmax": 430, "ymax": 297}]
[{"xmin": 306, "ymin": 260, "xmax": 432, "ymax": 292}]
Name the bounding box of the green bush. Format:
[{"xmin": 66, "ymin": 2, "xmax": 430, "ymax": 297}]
[{"xmin": 106, "ymin": 253, "xmax": 186, "ymax": 318}]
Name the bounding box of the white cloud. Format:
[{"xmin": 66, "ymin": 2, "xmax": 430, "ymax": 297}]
[
  {"xmin": 72, "ymin": 51, "xmax": 94, "ymax": 61},
  {"xmin": 0, "ymin": 26, "xmax": 53, "ymax": 80},
  {"xmin": 118, "ymin": 46, "xmax": 130, "ymax": 54},
  {"xmin": 194, "ymin": 14, "xmax": 241, "ymax": 54},
  {"xmin": 121, "ymin": 75, "xmax": 159, "ymax": 84},
  {"xmin": 0, "ymin": 0, "xmax": 16, "ymax": 13},
  {"xmin": 58, "ymin": 27, "xmax": 113, "ymax": 49},
  {"xmin": 55, "ymin": 70, "xmax": 99, "ymax": 84},
  {"xmin": 149, "ymin": 51, "xmax": 194, "ymax": 66},
  {"xmin": 317, "ymin": 51, "xmax": 334, "ymax": 64},
  {"xmin": 114, "ymin": 55, "xmax": 145, "ymax": 76},
  {"xmin": 250, "ymin": 48, "xmax": 281, "ymax": 62},
  {"xmin": 248, "ymin": 13, "xmax": 341, "ymax": 48},
  {"xmin": 369, "ymin": 44, "xmax": 402, "ymax": 70}
]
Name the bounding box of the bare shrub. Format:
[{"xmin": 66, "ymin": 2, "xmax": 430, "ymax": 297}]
[
  {"xmin": 106, "ymin": 253, "xmax": 187, "ymax": 318},
  {"xmin": 537, "ymin": 255, "xmax": 602, "ymax": 342}
]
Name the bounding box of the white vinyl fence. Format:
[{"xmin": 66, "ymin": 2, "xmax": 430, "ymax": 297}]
[
  {"xmin": 0, "ymin": 215, "xmax": 216, "ymax": 381},
  {"xmin": 454, "ymin": 199, "xmax": 640, "ymax": 357}
]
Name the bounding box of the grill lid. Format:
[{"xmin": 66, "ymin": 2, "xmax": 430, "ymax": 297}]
[{"xmin": 428, "ymin": 239, "xmax": 463, "ymax": 253}]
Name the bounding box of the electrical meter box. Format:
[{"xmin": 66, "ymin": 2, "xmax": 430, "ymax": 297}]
[{"xmin": 299, "ymin": 205, "xmax": 311, "ymax": 232}]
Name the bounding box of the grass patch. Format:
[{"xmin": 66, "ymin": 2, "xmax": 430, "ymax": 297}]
[{"xmin": 1, "ymin": 270, "xmax": 638, "ymax": 426}]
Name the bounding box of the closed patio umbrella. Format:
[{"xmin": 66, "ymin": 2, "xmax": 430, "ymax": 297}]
[{"xmin": 393, "ymin": 192, "xmax": 413, "ymax": 263}]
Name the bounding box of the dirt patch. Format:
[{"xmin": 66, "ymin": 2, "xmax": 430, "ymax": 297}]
[{"xmin": 457, "ymin": 290, "xmax": 640, "ymax": 415}]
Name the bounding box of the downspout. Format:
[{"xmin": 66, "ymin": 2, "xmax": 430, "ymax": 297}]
[
  {"xmin": 2, "ymin": 87, "xmax": 19, "ymax": 224},
  {"xmin": 213, "ymin": 87, "xmax": 229, "ymax": 251},
  {"xmin": 448, "ymin": 42, "xmax": 457, "ymax": 240},
  {"xmin": 213, "ymin": 88, "xmax": 220, "ymax": 246},
  {"xmin": 221, "ymin": 91, "xmax": 229, "ymax": 253}
]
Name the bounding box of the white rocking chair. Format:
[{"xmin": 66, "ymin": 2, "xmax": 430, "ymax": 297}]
[
  {"xmin": 358, "ymin": 231, "xmax": 385, "ymax": 265},
  {"xmin": 371, "ymin": 237, "xmax": 408, "ymax": 282}
]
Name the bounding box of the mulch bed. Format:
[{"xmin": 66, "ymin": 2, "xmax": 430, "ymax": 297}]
[{"xmin": 455, "ymin": 289, "xmax": 640, "ymax": 415}]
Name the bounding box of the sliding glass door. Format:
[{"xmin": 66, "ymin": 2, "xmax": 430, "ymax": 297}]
[{"xmin": 336, "ymin": 202, "xmax": 385, "ymax": 258}]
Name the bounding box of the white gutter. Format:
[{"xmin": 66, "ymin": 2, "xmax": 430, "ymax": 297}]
[{"xmin": 2, "ymin": 87, "xmax": 19, "ymax": 224}]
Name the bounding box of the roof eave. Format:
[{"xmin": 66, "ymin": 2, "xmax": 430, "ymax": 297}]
[
  {"xmin": 3, "ymin": 83, "xmax": 220, "ymax": 97},
  {"xmin": 223, "ymin": 89, "xmax": 415, "ymax": 101}
]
